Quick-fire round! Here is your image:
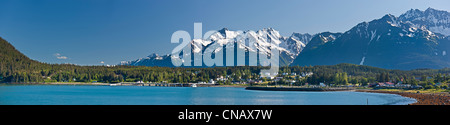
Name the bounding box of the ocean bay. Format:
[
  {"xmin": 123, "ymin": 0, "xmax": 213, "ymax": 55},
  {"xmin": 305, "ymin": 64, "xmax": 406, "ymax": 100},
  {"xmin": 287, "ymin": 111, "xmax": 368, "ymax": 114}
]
[{"xmin": 0, "ymin": 85, "xmax": 416, "ymax": 105}]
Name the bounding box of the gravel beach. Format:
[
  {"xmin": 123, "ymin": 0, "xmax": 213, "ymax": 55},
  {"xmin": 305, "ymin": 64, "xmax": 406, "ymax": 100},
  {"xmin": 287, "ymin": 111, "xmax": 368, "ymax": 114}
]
[{"xmin": 357, "ymin": 90, "xmax": 450, "ymax": 105}]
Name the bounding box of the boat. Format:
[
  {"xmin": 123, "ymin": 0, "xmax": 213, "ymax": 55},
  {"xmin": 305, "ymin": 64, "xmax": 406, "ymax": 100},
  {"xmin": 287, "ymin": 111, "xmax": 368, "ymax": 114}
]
[
  {"xmin": 110, "ymin": 83, "xmax": 121, "ymax": 86},
  {"xmin": 191, "ymin": 84, "xmax": 197, "ymax": 87}
]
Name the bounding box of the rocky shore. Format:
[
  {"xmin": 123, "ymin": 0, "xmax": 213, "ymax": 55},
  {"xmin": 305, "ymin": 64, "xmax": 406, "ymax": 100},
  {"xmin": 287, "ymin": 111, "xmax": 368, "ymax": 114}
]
[{"xmin": 357, "ymin": 90, "xmax": 450, "ymax": 105}]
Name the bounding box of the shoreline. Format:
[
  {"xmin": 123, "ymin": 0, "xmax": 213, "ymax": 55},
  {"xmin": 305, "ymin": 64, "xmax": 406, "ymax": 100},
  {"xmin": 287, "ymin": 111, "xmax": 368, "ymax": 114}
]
[{"xmin": 356, "ymin": 89, "xmax": 450, "ymax": 105}]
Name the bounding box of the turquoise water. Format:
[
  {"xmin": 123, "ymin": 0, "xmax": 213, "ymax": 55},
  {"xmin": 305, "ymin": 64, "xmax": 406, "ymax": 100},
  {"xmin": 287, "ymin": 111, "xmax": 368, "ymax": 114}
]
[{"xmin": 0, "ymin": 85, "xmax": 416, "ymax": 105}]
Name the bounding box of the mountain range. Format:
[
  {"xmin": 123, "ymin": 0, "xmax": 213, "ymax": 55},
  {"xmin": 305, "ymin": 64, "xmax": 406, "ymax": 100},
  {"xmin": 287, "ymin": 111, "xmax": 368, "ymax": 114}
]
[
  {"xmin": 120, "ymin": 28, "xmax": 312, "ymax": 67},
  {"xmin": 120, "ymin": 8, "xmax": 450, "ymax": 70}
]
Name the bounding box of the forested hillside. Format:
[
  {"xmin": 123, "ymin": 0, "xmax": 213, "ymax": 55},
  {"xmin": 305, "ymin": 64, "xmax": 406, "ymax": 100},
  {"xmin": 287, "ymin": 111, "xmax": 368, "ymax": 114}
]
[{"xmin": 1, "ymin": 37, "xmax": 450, "ymax": 88}]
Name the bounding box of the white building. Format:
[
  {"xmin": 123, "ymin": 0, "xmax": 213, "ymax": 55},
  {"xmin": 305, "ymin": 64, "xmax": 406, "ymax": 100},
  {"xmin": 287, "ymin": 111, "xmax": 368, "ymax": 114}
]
[{"xmin": 319, "ymin": 83, "xmax": 326, "ymax": 87}]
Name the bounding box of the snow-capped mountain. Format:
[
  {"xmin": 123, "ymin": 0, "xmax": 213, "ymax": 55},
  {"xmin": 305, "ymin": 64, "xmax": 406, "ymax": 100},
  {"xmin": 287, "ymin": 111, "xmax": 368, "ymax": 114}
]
[
  {"xmin": 119, "ymin": 53, "xmax": 173, "ymax": 67},
  {"xmin": 291, "ymin": 9, "xmax": 450, "ymax": 70},
  {"xmin": 122, "ymin": 7, "xmax": 450, "ymax": 70},
  {"xmin": 281, "ymin": 33, "xmax": 313, "ymax": 57},
  {"xmin": 399, "ymin": 8, "xmax": 450, "ymax": 36},
  {"xmin": 120, "ymin": 28, "xmax": 312, "ymax": 67}
]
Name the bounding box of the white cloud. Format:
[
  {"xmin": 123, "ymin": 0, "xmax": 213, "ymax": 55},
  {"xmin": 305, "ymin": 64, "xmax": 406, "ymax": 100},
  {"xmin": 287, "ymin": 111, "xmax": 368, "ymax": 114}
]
[
  {"xmin": 100, "ymin": 61, "xmax": 105, "ymax": 64},
  {"xmin": 57, "ymin": 56, "xmax": 68, "ymax": 59},
  {"xmin": 54, "ymin": 53, "xmax": 68, "ymax": 60}
]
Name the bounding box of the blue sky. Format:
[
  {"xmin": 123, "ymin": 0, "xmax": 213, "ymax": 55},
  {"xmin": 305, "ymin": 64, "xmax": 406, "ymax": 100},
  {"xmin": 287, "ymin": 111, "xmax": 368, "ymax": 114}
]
[{"xmin": 0, "ymin": 0, "xmax": 449, "ymax": 65}]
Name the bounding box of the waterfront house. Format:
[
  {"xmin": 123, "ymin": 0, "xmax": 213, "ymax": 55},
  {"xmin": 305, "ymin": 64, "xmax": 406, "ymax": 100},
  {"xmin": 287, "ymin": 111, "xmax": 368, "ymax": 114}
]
[
  {"xmin": 274, "ymin": 77, "xmax": 283, "ymax": 82},
  {"xmin": 301, "ymin": 72, "xmax": 314, "ymax": 77},
  {"xmin": 249, "ymin": 80, "xmax": 263, "ymax": 84},
  {"xmin": 395, "ymin": 83, "xmax": 411, "ymax": 88},
  {"xmin": 385, "ymin": 82, "xmax": 395, "ymax": 87},
  {"xmin": 216, "ymin": 76, "xmax": 228, "ymax": 81},
  {"xmin": 319, "ymin": 83, "xmax": 326, "ymax": 87},
  {"xmin": 261, "ymin": 76, "xmax": 274, "ymax": 80}
]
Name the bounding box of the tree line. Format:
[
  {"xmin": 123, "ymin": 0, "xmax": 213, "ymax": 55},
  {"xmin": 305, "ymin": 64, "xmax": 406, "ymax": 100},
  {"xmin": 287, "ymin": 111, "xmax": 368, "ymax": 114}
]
[{"xmin": 1, "ymin": 37, "xmax": 450, "ymax": 89}]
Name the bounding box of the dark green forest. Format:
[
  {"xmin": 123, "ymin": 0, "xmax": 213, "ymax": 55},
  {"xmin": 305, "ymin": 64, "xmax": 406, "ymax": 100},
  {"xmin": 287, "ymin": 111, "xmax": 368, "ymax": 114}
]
[{"xmin": 1, "ymin": 37, "xmax": 450, "ymax": 89}]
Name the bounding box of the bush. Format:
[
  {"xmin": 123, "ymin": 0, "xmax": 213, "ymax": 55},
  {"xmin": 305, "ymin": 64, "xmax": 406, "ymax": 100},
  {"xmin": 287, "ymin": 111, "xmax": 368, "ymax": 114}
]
[
  {"xmin": 441, "ymin": 85, "xmax": 448, "ymax": 89},
  {"xmin": 424, "ymin": 85, "xmax": 433, "ymax": 90}
]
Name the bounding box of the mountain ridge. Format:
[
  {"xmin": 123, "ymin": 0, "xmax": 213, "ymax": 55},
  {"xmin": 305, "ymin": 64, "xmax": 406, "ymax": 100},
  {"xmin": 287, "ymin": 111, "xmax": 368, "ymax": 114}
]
[
  {"xmin": 121, "ymin": 8, "xmax": 450, "ymax": 70},
  {"xmin": 291, "ymin": 8, "xmax": 450, "ymax": 70},
  {"xmin": 120, "ymin": 28, "xmax": 312, "ymax": 67}
]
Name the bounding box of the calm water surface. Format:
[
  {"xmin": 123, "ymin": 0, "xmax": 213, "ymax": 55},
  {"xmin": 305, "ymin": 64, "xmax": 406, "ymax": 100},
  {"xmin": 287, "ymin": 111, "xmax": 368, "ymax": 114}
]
[{"xmin": 0, "ymin": 85, "xmax": 416, "ymax": 105}]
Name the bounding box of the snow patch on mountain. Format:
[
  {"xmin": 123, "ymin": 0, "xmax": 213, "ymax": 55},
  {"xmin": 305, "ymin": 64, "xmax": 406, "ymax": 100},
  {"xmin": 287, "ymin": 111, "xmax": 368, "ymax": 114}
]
[
  {"xmin": 359, "ymin": 56, "xmax": 366, "ymax": 65},
  {"xmin": 370, "ymin": 30, "xmax": 377, "ymax": 41},
  {"xmin": 429, "ymin": 26, "xmax": 450, "ymax": 36},
  {"xmin": 319, "ymin": 34, "xmax": 336, "ymax": 43}
]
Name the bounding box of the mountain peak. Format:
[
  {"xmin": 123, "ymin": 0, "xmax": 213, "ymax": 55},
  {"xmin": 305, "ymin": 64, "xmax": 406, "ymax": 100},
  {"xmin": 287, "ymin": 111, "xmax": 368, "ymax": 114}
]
[
  {"xmin": 266, "ymin": 27, "xmax": 275, "ymax": 31},
  {"xmin": 425, "ymin": 7, "xmax": 438, "ymax": 12},
  {"xmin": 216, "ymin": 28, "xmax": 237, "ymax": 38},
  {"xmin": 256, "ymin": 28, "xmax": 282, "ymax": 39},
  {"xmin": 378, "ymin": 14, "xmax": 402, "ymax": 27},
  {"xmin": 399, "ymin": 8, "xmax": 450, "ymax": 36},
  {"xmin": 218, "ymin": 28, "xmax": 229, "ymax": 35},
  {"xmin": 402, "ymin": 8, "xmax": 424, "ymax": 19},
  {"xmin": 290, "ymin": 32, "xmax": 312, "ymax": 38},
  {"xmin": 219, "ymin": 27, "xmax": 228, "ymax": 31},
  {"xmin": 147, "ymin": 53, "xmax": 160, "ymax": 58},
  {"xmin": 409, "ymin": 8, "xmax": 422, "ymax": 12},
  {"xmin": 381, "ymin": 14, "xmax": 396, "ymax": 20},
  {"xmin": 379, "ymin": 14, "xmax": 398, "ymax": 23}
]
